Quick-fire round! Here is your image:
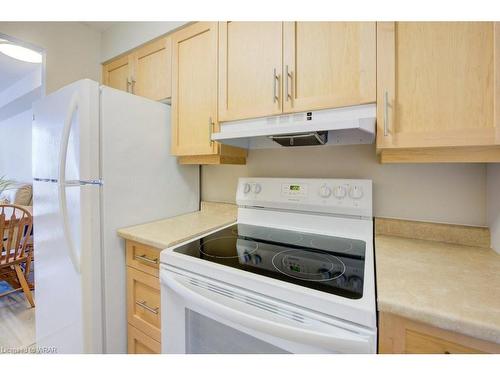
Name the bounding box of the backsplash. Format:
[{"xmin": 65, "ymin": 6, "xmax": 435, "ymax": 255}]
[
  {"xmin": 201, "ymin": 144, "xmax": 487, "ymax": 227},
  {"xmin": 487, "ymin": 164, "xmax": 500, "ymax": 253}
]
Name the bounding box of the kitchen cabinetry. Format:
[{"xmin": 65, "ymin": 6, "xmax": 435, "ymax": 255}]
[
  {"xmin": 102, "ymin": 36, "xmax": 172, "ymax": 102},
  {"xmin": 377, "ymin": 22, "xmax": 500, "ymax": 163},
  {"xmin": 379, "ymin": 312, "xmax": 500, "ymax": 354},
  {"xmin": 171, "ymin": 22, "xmax": 247, "ymax": 164},
  {"xmin": 125, "ymin": 240, "xmax": 162, "ymax": 354},
  {"xmin": 102, "ymin": 55, "xmax": 132, "ymax": 93},
  {"xmin": 283, "ymin": 22, "xmax": 376, "ymax": 113},
  {"xmin": 132, "ymin": 38, "xmax": 172, "ymax": 101},
  {"xmin": 218, "ymin": 21, "xmax": 376, "ymax": 122},
  {"xmin": 218, "ymin": 22, "xmax": 283, "ymax": 121}
]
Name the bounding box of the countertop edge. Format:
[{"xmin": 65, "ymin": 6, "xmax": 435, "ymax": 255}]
[{"xmin": 117, "ymin": 219, "xmax": 237, "ymax": 250}]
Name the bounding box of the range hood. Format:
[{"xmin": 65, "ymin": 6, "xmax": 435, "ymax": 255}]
[{"xmin": 211, "ymin": 104, "xmax": 376, "ymax": 149}]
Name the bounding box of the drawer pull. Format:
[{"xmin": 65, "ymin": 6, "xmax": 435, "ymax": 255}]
[
  {"xmin": 136, "ymin": 300, "xmax": 159, "ymax": 315},
  {"xmin": 135, "ymin": 254, "xmax": 158, "ymax": 265}
]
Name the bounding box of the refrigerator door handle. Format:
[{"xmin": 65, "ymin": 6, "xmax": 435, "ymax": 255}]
[
  {"xmin": 58, "ymin": 93, "xmax": 81, "ymax": 274},
  {"xmin": 64, "ymin": 179, "xmax": 103, "ymax": 186}
]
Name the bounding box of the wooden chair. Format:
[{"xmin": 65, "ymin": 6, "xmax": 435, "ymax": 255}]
[{"xmin": 0, "ymin": 204, "xmax": 34, "ymax": 307}]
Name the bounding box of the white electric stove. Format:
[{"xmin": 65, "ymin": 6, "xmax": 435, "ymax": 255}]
[{"xmin": 160, "ymin": 178, "xmax": 377, "ymax": 354}]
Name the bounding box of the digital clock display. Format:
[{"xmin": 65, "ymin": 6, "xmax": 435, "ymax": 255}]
[{"xmin": 290, "ymin": 185, "xmax": 300, "ymax": 191}]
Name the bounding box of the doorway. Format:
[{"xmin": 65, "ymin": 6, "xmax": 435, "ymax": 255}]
[{"xmin": 0, "ymin": 32, "xmax": 44, "ymax": 353}]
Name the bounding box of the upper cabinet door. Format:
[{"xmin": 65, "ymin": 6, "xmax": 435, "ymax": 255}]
[
  {"xmin": 132, "ymin": 37, "xmax": 172, "ymax": 101},
  {"xmin": 103, "ymin": 55, "xmax": 132, "ymax": 93},
  {"xmin": 283, "ymin": 22, "xmax": 376, "ymax": 113},
  {"xmin": 219, "ymin": 22, "xmax": 283, "ymax": 122},
  {"xmin": 377, "ymin": 22, "xmax": 500, "ymax": 151},
  {"xmin": 171, "ymin": 22, "xmax": 219, "ymax": 156}
]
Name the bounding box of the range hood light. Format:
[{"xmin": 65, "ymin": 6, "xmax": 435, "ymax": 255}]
[{"xmin": 0, "ymin": 43, "xmax": 42, "ymax": 63}]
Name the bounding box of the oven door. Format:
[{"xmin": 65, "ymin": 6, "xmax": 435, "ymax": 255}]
[{"xmin": 160, "ymin": 266, "xmax": 376, "ymax": 354}]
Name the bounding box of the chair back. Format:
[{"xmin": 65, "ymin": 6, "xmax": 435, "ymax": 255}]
[{"xmin": 0, "ymin": 204, "xmax": 33, "ymax": 266}]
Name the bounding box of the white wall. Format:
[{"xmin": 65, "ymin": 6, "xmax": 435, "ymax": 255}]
[
  {"xmin": 487, "ymin": 164, "xmax": 500, "ymax": 253},
  {"xmin": 0, "ymin": 22, "xmax": 101, "ymax": 94},
  {"xmin": 100, "ymin": 22, "xmax": 187, "ymax": 62},
  {"xmin": 0, "ymin": 65, "xmax": 42, "ymax": 181},
  {"xmin": 202, "ymin": 145, "xmax": 487, "ymax": 226},
  {"xmin": 0, "ymin": 22, "xmax": 101, "ymax": 182},
  {"xmin": 0, "ymin": 110, "xmax": 33, "ymax": 181}
]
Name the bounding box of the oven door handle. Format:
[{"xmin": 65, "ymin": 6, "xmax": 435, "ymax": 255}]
[{"xmin": 162, "ymin": 271, "xmax": 374, "ymax": 353}]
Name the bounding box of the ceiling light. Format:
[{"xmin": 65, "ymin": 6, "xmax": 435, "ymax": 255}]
[{"xmin": 0, "ymin": 43, "xmax": 42, "ymax": 63}]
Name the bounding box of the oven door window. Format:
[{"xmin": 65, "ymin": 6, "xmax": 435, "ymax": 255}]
[{"xmin": 185, "ymin": 309, "xmax": 288, "ymax": 354}]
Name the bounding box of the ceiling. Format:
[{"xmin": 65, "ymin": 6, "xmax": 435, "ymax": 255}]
[
  {"xmin": 0, "ymin": 52, "xmax": 41, "ymax": 93},
  {"xmin": 82, "ymin": 22, "xmax": 116, "ymax": 32}
]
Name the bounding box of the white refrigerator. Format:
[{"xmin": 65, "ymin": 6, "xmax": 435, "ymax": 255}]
[{"xmin": 32, "ymin": 79, "xmax": 199, "ymax": 353}]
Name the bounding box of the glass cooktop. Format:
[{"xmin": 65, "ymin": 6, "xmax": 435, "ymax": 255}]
[{"xmin": 173, "ymin": 224, "xmax": 366, "ymax": 299}]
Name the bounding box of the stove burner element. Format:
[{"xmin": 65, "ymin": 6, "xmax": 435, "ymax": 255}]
[
  {"xmin": 199, "ymin": 236, "xmax": 258, "ymax": 259},
  {"xmin": 271, "ymin": 249, "xmax": 346, "ymax": 282}
]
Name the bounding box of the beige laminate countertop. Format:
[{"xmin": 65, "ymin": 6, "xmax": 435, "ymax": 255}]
[
  {"xmin": 376, "ymin": 234, "xmax": 500, "ymax": 344},
  {"xmin": 117, "ymin": 201, "xmax": 237, "ymax": 249}
]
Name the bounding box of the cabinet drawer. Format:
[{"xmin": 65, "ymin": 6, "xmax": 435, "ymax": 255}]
[
  {"xmin": 405, "ymin": 330, "xmax": 483, "ymax": 354},
  {"xmin": 127, "ymin": 267, "xmax": 161, "ymax": 342},
  {"xmin": 128, "ymin": 324, "xmax": 161, "ymax": 354},
  {"xmin": 379, "ymin": 312, "xmax": 500, "ymax": 354},
  {"xmin": 126, "ymin": 240, "xmax": 160, "ymax": 277}
]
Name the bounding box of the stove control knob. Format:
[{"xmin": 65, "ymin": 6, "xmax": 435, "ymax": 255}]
[
  {"xmin": 252, "ymin": 183, "xmax": 262, "ymax": 194},
  {"xmin": 252, "ymin": 254, "xmax": 262, "ymax": 265},
  {"xmin": 318, "ymin": 185, "xmax": 332, "ymax": 198},
  {"xmin": 348, "ymin": 276, "xmax": 363, "ymax": 290},
  {"xmin": 243, "ymin": 183, "xmax": 251, "ymax": 194},
  {"xmin": 333, "ymin": 185, "xmax": 347, "ymax": 199},
  {"xmin": 318, "ymin": 268, "xmax": 332, "ymax": 280},
  {"xmin": 349, "ymin": 185, "xmax": 364, "ymax": 200},
  {"xmin": 241, "ymin": 252, "xmax": 251, "ymax": 263},
  {"xmin": 335, "ymin": 274, "xmax": 347, "ymax": 287}
]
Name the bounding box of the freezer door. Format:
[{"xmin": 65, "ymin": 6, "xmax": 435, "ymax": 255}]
[
  {"xmin": 34, "ymin": 181, "xmax": 102, "ymax": 353},
  {"xmin": 33, "ymin": 79, "xmax": 100, "ymax": 181},
  {"xmin": 33, "ymin": 79, "xmax": 103, "ymax": 353}
]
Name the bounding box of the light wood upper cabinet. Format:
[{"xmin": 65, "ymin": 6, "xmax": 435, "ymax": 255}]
[
  {"xmin": 171, "ymin": 22, "xmax": 247, "ymax": 164},
  {"xmin": 377, "ymin": 22, "xmax": 500, "ymax": 162},
  {"xmin": 102, "ymin": 36, "xmax": 172, "ymax": 101},
  {"xmin": 132, "ymin": 37, "xmax": 172, "ymax": 101},
  {"xmin": 171, "ymin": 22, "xmax": 219, "ymax": 156},
  {"xmin": 103, "ymin": 55, "xmax": 132, "ymax": 93},
  {"xmin": 283, "ymin": 22, "xmax": 376, "ymax": 113},
  {"xmin": 219, "ymin": 22, "xmax": 283, "ymax": 121}
]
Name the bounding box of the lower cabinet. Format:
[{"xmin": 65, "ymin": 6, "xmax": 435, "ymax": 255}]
[
  {"xmin": 379, "ymin": 312, "xmax": 500, "ymax": 354},
  {"xmin": 128, "ymin": 324, "xmax": 161, "ymax": 354},
  {"xmin": 125, "ymin": 240, "xmax": 162, "ymax": 354}
]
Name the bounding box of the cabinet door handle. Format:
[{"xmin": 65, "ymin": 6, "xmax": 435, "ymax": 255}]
[
  {"xmin": 285, "ymin": 65, "xmax": 293, "ymax": 103},
  {"xmin": 126, "ymin": 79, "xmax": 131, "ymax": 93},
  {"xmin": 273, "ymin": 68, "xmax": 281, "ymax": 104},
  {"xmin": 208, "ymin": 116, "xmax": 214, "ymax": 146},
  {"xmin": 384, "ymin": 90, "xmax": 389, "ymax": 137},
  {"xmin": 131, "ymin": 78, "xmax": 136, "ymax": 94},
  {"xmin": 134, "ymin": 254, "xmax": 158, "ymax": 265},
  {"xmin": 136, "ymin": 300, "xmax": 159, "ymax": 315}
]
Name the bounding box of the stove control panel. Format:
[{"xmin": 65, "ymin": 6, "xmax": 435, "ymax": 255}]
[{"xmin": 237, "ymin": 178, "xmax": 372, "ymax": 217}]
